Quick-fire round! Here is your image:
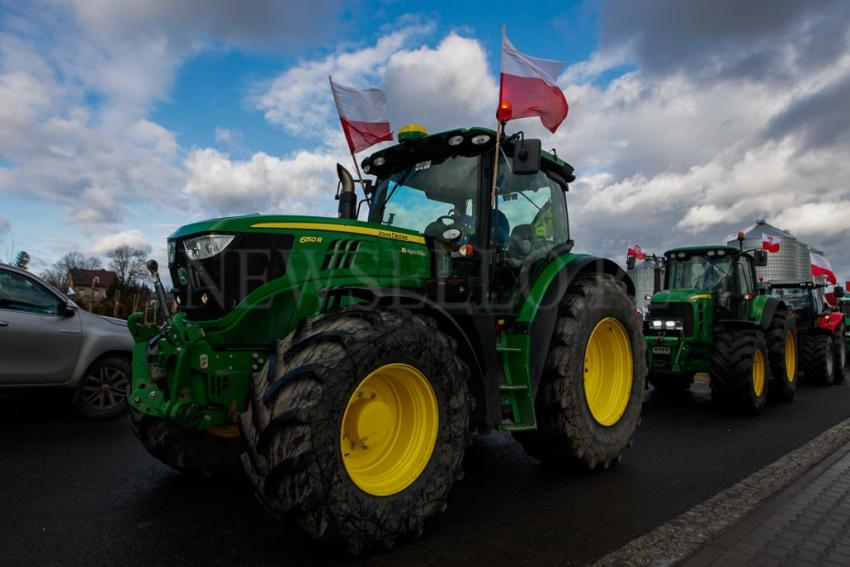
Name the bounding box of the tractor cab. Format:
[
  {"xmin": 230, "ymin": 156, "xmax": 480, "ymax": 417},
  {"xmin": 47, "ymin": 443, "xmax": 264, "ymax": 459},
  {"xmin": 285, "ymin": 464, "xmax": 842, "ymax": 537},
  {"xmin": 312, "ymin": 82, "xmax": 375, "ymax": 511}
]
[
  {"xmin": 364, "ymin": 126, "xmax": 575, "ymax": 307},
  {"xmin": 661, "ymin": 245, "xmax": 760, "ymax": 319}
]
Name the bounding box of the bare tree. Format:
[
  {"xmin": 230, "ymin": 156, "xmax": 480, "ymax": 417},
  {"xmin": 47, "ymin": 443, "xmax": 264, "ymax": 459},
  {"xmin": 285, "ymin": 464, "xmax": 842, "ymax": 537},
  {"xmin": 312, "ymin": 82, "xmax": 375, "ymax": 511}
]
[
  {"xmin": 40, "ymin": 252, "xmax": 102, "ymax": 289},
  {"xmin": 108, "ymin": 245, "xmax": 147, "ymax": 286}
]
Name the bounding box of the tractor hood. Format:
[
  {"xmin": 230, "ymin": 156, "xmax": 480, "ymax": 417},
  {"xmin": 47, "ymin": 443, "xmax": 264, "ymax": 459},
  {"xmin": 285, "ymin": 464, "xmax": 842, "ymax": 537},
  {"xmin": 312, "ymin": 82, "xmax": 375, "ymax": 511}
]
[
  {"xmin": 166, "ymin": 214, "xmax": 429, "ymax": 322},
  {"xmin": 650, "ymin": 289, "xmax": 713, "ymax": 305},
  {"xmin": 169, "ymin": 214, "xmax": 424, "ymax": 243}
]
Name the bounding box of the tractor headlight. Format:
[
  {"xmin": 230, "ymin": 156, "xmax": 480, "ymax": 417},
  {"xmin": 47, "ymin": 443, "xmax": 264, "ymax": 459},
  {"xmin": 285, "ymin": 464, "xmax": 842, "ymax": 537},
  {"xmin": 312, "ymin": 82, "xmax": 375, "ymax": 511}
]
[
  {"xmin": 183, "ymin": 234, "xmax": 235, "ymax": 260},
  {"xmin": 650, "ymin": 319, "xmax": 683, "ymax": 330}
]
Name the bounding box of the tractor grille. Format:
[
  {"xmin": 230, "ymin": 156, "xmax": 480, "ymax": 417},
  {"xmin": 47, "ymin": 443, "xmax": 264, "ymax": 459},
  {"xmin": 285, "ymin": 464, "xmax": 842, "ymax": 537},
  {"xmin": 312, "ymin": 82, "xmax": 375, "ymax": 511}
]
[
  {"xmin": 647, "ymin": 302, "xmax": 696, "ymax": 336},
  {"xmin": 321, "ymin": 239, "xmax": 361, "ymax": 270},
  {"xmin": 170, "ymin": 233, "xmax": 293, "ymax": 321}
]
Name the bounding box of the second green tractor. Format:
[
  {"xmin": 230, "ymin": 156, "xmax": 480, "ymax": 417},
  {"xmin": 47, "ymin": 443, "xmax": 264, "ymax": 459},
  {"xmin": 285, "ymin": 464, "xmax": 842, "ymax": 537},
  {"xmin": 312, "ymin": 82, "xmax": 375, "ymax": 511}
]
[{"xmin": 644, "ymin": 240, "xmax": 798, "ymax": 413}]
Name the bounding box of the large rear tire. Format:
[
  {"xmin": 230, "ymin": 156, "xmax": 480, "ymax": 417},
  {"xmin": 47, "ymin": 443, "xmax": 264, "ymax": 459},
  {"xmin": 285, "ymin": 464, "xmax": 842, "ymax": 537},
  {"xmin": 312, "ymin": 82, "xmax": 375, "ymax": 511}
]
[
  {"xmin": 710, "ymin": 330, "xmax": 768, "ymax": 415},
  {"xmin": 803, "ymin": 334, "xmax": 835, "ymax": 385},
  {"xmin": 129, "ymin": 409, "xmax": 245, "ymax": 478},
  {"xmin": 766, "ymin": 311, "xmax": 798, "ymax": 402},
  {"xmin": 514, "ymin": 274, "xmax": 646, "ymax": 469},
  {"xmin": 240, "ymin": 308, "xmax": 470, "ymax": 553}
]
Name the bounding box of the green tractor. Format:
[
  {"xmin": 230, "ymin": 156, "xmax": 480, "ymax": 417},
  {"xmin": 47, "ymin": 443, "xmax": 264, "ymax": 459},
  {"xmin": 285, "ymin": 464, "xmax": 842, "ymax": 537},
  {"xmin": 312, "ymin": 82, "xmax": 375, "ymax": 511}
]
[
  {"xmin": 128, "ymin": 126, "xmax": 646, "ymax": 552},
  {"xmin": 644, "ymin": 237, "xmax": 798, "ymax": 413}
]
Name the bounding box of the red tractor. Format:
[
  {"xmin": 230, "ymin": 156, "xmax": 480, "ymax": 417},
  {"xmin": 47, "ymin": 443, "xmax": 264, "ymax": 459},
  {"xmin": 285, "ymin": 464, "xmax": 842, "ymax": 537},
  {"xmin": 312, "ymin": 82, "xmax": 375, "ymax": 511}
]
[{"xmin": 769, "ymin": 281, "xmax": 846, "ymax": 384}]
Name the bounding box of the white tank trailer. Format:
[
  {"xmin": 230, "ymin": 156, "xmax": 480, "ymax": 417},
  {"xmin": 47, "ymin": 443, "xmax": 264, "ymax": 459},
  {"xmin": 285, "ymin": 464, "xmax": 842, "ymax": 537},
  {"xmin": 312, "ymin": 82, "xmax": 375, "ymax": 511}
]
[{"xmin": 727, "ymin": 220, "xmax": 811, "ymax": 282}]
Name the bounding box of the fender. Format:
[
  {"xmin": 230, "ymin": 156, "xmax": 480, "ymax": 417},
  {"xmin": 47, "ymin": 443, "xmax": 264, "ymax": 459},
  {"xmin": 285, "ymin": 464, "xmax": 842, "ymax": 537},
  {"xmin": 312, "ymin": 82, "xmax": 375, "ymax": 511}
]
[
  {"xmin": 817, "ymin": 312, "xmax": 844, "ymax": 334},
  {"xmin": 517, "ymin": 254, "xmax": 635, "ymax": 395},
  {"xmin": 320, "ymin": 286, "xmax": 499, "ymax": 430},
  {"xmin": 753, "ymin": 295, "xmax": 786, "ymax": 330}
]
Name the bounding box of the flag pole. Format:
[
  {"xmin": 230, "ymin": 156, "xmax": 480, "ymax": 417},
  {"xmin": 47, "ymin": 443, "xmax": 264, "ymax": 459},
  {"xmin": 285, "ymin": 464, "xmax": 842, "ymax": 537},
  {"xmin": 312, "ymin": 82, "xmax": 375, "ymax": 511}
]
[
  {"xmin": 490, "ymin": 25, "xmax": 506, "ymax": 208},
  {"xmin": 329, "ymin": 75, "xmax": 367, "ymax": 191}
]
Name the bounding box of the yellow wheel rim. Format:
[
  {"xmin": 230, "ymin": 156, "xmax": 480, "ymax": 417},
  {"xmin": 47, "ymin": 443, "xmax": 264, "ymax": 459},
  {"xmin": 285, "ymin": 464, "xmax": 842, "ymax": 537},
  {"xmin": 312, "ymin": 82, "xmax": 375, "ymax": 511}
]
[
  {"xmin": 583, "ymin": 317, "xmax": 633, "ymax": 426},
  {"xmin": 753, "ymin": 348, "xmax": 766, "ymax": 396},
  {"xmin": 785, "ymin": 331, "xmax": 797, "ymax": 382},
  {"xmin": 340, "ymin": 363, "xmax": 438, "ymax": 497}
]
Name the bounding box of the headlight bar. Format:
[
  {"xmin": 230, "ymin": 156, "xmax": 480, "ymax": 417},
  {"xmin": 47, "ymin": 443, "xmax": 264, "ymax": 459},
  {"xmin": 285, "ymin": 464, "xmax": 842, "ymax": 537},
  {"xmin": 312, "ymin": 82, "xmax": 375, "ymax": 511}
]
[
  {"xmin": 650, "ymin": 319, "xmax": 684, "ymax": 331},
  {"xmin": 183, "ymin": 234, "xmax": 235, "ymax": 261}
]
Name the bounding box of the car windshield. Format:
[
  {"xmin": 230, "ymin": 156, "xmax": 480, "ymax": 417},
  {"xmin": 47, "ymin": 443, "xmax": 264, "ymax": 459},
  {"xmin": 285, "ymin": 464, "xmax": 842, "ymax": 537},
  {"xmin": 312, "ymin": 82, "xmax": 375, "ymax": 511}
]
[
  {"xmin": 667, "ymin": 253, "xmax": 735, "ymax": 292},
  {"xmin": 368, "ymin": 154, "xmax": 480, "ymax": 237}
]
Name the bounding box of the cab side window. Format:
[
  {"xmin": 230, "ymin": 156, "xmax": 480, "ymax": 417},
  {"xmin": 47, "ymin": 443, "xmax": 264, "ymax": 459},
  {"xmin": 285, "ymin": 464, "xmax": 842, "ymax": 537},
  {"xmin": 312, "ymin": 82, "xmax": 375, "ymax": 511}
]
[
  {"xmin": 0, "ymin": 269, "xmax": 61, "ymax": 315},
  {"xmin": 737, "ymin": 258, "xmax": 753, "ymax": 295}
]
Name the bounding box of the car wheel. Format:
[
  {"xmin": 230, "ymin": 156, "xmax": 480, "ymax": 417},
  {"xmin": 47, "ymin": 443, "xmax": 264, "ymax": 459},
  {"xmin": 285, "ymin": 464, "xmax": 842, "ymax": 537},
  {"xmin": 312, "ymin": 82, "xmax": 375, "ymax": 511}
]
[{"xmin": 74, "ymin": 356, "xmax": 131, "ymax": 419}]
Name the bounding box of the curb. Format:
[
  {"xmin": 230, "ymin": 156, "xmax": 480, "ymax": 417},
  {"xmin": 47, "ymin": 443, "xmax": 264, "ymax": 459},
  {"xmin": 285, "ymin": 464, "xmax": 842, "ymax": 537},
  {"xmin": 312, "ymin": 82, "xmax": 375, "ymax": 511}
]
[{"xmin": 591, "ymin": 417, "xmax": 850, "ymax": 567}]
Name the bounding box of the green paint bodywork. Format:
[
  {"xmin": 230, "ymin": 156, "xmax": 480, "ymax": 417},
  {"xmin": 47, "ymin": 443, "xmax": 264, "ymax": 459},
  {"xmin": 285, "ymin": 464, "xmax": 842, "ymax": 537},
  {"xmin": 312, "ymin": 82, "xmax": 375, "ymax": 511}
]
[
  {"xmin": 645, "ymin": 248, "xmax": 772, "ymax": 376},
  {"xmin": 129, "ymin": 129, "xmax": 602, "ymax": 434}
]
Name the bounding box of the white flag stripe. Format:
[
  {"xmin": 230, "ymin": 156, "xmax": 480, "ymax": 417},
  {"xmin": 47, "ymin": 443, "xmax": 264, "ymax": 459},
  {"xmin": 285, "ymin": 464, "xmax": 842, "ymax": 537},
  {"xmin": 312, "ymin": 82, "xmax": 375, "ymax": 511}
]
[
  {"xmin": 501, "ymin": 36, "xmax": 563, "ymax": 86},
  {"xmin": 330, "ymin": 80, "xmax": 389, "ymax": 124}
]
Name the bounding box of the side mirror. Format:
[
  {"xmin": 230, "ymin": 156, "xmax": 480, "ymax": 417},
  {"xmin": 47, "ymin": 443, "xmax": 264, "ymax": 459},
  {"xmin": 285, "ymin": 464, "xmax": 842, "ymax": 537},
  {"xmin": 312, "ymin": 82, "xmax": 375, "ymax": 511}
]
[
  {"xmin": 63, "ymin": 302, "xmax": 77, "ymax": 317},
  {"xmin": 753, "ymin": 250, "xmax": 768, "ymax": 267},
  {"xmin": 512, "ymin": 138, "xmax": 541, "ymax": 175},
  {"xmin": 835, "ymin": 285, "xmax": 845, "ymax": 298}
]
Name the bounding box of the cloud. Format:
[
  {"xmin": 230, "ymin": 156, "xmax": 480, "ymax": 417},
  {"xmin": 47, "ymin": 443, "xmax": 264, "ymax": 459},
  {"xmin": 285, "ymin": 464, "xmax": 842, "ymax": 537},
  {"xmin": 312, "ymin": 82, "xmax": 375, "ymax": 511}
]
[
  {"xmin": 0, "ymin": 217, "xmax": 9, "ymax": 234},
  {"xmin": 253, "ymin": 22, "xmax": 432, "ymax": 138},
  {"xmin": 383, "ymin": 33, "xmax": 498, "ymax": 132},
  {"xmin": 183, "ymin": 148, "xmax": 341, "ymax": 218},
  {"xmin": 92, "ymin": 229, "xmax": 152, "ymax": 255},
  {"xmin": 599, "ymin": 0, "xmax": 850, "ymax": 82}
]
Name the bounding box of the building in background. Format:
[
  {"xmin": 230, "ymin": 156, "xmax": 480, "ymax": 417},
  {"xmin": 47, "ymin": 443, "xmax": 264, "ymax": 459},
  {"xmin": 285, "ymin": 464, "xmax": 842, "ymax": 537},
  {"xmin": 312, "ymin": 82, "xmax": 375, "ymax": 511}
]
[
  {"xmin": 628, "ymin": 258, "xmax": 664, "ymax": 311},
  {"xmin": 728, "ymin": 220, "xmax": 811, "ymax": 282},
  {"xmin": 67, "ymin": 269, "xmax": 116, "ymax": 303}
]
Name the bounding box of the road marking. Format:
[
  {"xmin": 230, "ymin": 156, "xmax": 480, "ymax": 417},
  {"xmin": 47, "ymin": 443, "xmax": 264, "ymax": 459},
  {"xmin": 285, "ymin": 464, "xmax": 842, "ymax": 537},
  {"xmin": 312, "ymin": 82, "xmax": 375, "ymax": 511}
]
[{"xmin": 592, "ymin": 416, "xmax": 850, "ymax": 567}]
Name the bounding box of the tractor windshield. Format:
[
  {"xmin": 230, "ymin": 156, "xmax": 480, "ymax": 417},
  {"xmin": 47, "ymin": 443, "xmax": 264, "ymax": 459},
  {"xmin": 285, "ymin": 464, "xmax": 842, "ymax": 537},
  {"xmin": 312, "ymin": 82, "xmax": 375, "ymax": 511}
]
[
  {"xmin": 769, "ymin": 287, "xmax": 812, "ymax": 310},
  {"xmin": 368, "ymin": 155, "xmax": 480, "ymax": 240},
  {"xmin": 667, "ymin": 253, "xmax": 735, "ymax": 293}
]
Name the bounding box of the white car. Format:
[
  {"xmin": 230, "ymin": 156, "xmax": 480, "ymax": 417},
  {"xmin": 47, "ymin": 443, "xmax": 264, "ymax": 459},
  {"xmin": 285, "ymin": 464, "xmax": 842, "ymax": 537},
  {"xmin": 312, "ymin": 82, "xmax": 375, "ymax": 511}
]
[{"xmin": 0, "ymin": 263, "xmax": 134, "ymax": 418}]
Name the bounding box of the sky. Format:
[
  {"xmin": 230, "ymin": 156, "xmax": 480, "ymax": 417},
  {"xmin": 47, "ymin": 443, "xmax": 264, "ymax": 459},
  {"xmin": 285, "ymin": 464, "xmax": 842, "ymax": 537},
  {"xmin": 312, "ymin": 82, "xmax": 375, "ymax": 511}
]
[{"xmin": 1, "ymin": 0, "xmax": 850, "ymax": 281}]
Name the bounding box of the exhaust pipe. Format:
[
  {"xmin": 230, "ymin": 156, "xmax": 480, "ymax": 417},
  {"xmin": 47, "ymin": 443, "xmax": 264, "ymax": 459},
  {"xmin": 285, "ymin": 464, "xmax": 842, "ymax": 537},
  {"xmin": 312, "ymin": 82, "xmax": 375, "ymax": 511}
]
[{"xmin": 336, "ymin": 163, "xmax": 357, "ymax": 220}]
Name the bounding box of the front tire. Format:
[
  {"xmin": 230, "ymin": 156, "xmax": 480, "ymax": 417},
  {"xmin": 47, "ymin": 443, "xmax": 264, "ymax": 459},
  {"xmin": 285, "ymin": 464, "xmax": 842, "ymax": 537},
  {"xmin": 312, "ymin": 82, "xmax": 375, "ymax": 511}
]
[
  {"xmin": 240, "ymin": 308, "xmax": 470, "ymax": 553},
  {"xmin": 803, "ymin": 334, "xmax": 835, "ymax": 385},
  {"xmin": 129, "ymin": 409, "xmax": 245, "ymax": 478},
  {"xmin": 834, "ymin": 331, "xmax": 846, "ymax": 384},
  {"xmin": 766, "ymin": 311, "xmax": 798, "ymax": 402},
  {"xmin": 514, "ymin": 274, "xmax": 647, "ymax": 469},
  {"xmin": 710, "ymin": 330, "xmax": 768, "ymax": 415}
]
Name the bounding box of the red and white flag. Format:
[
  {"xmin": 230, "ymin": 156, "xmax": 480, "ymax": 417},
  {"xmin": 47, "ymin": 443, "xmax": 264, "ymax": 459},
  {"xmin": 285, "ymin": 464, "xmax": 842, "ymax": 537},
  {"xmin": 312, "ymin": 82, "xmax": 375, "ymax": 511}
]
[
  {"xmin": 329, "ymin": 77, "xmax": 393, "ymax": 154},
  {"xmin": 811, "ymin": 252, "xmax": 837, "ymax": 284},
  {"xmin": 496, "ymin": 34, "xmax": 569, "ymax": 133},
  {"xmin": 627, "ymin": 241, "xmax": 647, "ymax": 260},
  {"xmin": 761, "ymin": 234, "xmax": 781, "ymax": 253}
]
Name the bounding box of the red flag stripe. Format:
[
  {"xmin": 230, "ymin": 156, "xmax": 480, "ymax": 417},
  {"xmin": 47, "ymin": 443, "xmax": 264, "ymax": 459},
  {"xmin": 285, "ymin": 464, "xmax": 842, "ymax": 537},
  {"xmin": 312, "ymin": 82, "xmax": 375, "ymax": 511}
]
[
  {"xmin": 498, "ymin": 73, "xmax": 569, "ymax": 133},
  {"xmin": 340, "ymin": 118, "xmax": 393, "ymax": 155}
]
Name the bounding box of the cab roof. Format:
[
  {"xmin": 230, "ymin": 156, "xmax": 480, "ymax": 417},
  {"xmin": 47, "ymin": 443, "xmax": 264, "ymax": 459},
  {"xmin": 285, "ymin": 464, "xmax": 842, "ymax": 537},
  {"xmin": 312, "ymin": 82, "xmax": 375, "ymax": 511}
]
[
  {"xmin": 361, "ymin": 126, "xmax": 574, "ymax": 182},
  {"xmin": 665, "ymin": 245, "xmax": 739, "ymax": 256}
]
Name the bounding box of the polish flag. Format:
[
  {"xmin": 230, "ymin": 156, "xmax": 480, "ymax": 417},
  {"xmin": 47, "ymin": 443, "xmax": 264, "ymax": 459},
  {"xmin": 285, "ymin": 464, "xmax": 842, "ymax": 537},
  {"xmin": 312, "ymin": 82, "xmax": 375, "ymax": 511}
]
[
  {"xmin": 329, "ymin": 77, "xmax": 393, "ymax": 154},
  {"xmin": 761, "ymin": 234, "xmax": 781, "ymax": 253},
  {"xmin": 497, "ymin": 35, "xmax": 569, "ymax": 133},
  {"xmin": 627, "ymin": 241, "xmax": 647, "ymax": 260},
  {"xmin": 811, "ymin": 252, "xmax": 837, "ymax": 284}
]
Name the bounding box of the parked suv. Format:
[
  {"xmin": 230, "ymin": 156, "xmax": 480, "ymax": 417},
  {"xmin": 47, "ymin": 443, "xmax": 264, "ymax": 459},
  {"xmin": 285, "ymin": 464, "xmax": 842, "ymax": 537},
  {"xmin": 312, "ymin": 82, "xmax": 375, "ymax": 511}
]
[{"xmin": 0, "ymin": 263, "xmax": 133, "ymax": 418}]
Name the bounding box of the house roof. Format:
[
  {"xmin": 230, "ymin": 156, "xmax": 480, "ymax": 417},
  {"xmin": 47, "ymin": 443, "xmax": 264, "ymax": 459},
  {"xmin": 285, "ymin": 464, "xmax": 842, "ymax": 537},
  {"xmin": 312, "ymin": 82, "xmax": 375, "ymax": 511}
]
[{"xmin": 68, "ymin": 268, "xmax": 116, "ymax": 288}]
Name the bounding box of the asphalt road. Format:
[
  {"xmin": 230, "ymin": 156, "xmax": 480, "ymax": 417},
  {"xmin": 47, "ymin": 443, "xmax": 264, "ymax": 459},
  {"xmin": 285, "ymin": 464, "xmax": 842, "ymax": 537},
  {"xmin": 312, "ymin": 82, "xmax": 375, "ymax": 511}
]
[{"xmin": 3, "ymin": 377, "xmax": 850, "ymax": 567}]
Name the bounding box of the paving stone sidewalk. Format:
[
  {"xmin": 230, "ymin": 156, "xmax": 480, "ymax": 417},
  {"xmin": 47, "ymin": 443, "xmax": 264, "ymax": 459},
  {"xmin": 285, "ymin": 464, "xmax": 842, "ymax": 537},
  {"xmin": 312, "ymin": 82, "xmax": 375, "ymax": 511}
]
[{"xmin": 683, "ymin": 440, "xmax": 850, "ymax": 566}]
